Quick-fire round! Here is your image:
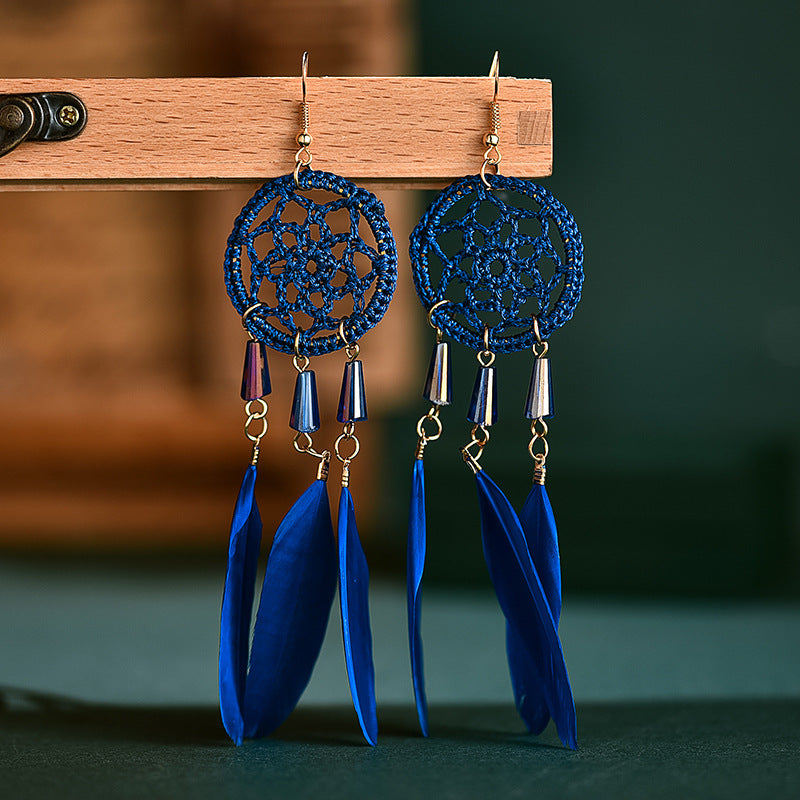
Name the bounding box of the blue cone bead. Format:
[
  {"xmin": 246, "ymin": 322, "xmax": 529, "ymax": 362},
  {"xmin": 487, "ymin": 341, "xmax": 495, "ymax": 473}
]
[
  {"xmin": 337, "ymin": 360, "xmax": 368, "ymax": 423},
  {"xmin": 468, "ymin": 365, "xmax": 498, "ymax": 427},
  {"xmin": 524, "ymin": 357, "xmax": 554, "ymax": 419},
  {"xmin": 240, "ymin": 340, "xmax": 271, "ymax": 400},
  {"xmin": 423, "ymin": 341, "xmax": 452, "ymax": 406},
  {"xmin": 290, "ymin": 370, "xmax": 321, "ymax": 432}
]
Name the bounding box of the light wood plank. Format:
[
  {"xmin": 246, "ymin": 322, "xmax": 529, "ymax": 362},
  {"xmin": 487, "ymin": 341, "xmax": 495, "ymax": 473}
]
[{"xmin": 0, "ymin": 77, "xmax": 552, "ymax": 190}]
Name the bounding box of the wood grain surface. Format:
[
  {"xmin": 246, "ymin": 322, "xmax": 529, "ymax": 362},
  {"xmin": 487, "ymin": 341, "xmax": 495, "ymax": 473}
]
[{"xmin": 0, "ymin": 77, "xmax": 552, "ymax": 190}]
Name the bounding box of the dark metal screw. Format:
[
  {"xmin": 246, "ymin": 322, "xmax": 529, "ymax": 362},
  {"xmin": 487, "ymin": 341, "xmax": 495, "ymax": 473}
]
[{"xmin": 58, "ymin": 105, "xmax": 80, "ymax": 127}]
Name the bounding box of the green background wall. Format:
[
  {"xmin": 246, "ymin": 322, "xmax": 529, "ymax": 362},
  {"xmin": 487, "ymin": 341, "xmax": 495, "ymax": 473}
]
[{"xmin": 377, "ymin": 0, "xmax": 800, "ymax": 596}]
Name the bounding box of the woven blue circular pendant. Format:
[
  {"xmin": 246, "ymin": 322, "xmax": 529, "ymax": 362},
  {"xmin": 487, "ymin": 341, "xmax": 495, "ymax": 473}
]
[
  {"xmin": 225, "ymin": 170, "xmax": 398, "ymax": 356},
  {"xmin": 409, "ymin": 174, "xmax": 584, "ymax": 352}
]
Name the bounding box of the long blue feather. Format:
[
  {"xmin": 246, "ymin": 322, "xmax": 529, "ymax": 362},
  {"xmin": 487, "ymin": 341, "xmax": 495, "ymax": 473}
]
[
  {"xmin": 407, "ymin": 459, "xmax": 429, "ymax": 736},
  {"xmin": 219, "ymin": 464, "xmax": 262, "ymax": 745},
  {"xmin": 243, "ymin": 479, "xmax": 338, "ymax": 738},
  {"xmin": 506, "ymin": 483, "xmax": 563, "ymax": 735},
  {"xmin": 474, "ymin": 470, "xmax": 577, "ymax": 750},
  {"xmin": 338, "ymin": 487, "xmax": 378, "ymax": 746}
]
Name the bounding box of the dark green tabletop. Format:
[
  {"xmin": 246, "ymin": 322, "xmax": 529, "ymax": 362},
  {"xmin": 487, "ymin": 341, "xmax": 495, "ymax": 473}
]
[
  {"xmin": 4, "ymin": 697, "xmax": 799, "ymax": 800},
  {"xmin": 2, "ymin": 560, "xmax": 799, "ymax": 798}
]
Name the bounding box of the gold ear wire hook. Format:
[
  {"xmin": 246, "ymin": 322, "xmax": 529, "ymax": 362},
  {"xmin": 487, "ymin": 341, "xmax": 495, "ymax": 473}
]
[
  {"xmin": 294, "ymin": 51, "xmax": 313, "ymax": 186},
  {"xmin": 489, "ymin": 50, "xmax": 500, "ymax": 104},
  {"xmin": 481, "ymin": 50, "xmax": 502, "ymax": 189},
  {"xmin": 301, "ymin": 50, "xmax": 308, "ymax": 105}
]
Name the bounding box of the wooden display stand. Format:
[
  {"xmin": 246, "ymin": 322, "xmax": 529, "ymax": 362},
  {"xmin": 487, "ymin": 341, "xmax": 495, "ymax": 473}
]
[{"xmin": 0, "ymin": 77, "xmax": 552, "ymax": 190}]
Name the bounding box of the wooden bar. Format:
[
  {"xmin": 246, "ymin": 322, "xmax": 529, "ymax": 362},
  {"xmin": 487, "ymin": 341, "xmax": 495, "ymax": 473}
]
[{"xmin": 0, "ymin": 77, "xmax": 551, "ymax": 191}]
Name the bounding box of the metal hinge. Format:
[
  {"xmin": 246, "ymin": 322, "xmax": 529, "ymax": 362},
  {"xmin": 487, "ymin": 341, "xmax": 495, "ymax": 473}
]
[{"xmin": 0, "ymin": 92, "xmax": 87, "ymax": 158}]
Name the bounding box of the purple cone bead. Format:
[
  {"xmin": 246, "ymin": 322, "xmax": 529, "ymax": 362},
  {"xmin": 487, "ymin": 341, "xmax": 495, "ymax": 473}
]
[
  {"xmin": 240, "ymin": 340, "xmax": 271, "ymax": 400},
  {"xmin": 337, "ymin": 360, "xmax": 368, "ymax": 423},
  {"xmin": 467, "ymin": 365, "xmax": 498, "ymax": 427},
  {"xmin": 290, "ymin": 370, "xmax": 321, "ymax": 433}
]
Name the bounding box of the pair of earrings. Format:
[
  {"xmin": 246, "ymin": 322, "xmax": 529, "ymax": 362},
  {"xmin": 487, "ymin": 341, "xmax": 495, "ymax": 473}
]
[{"xmin": 219, "ymin": 52, "xmax": 583, "ymax": 750}]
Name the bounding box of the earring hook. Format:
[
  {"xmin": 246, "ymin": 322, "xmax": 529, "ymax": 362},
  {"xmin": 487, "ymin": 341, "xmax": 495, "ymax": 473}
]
[
  {"xmin": 301, "ymin": 50, "xmax": 309, "ymax": 105},
  {"xmin": 489, "ymin": 50, "xmax": 500, "ymax": 104},
  {"xmin": 294, "ymin": 51, "xmax": 313, "ymax": 185},
  {"xmin": 481, "ymin": 51, "xmax": 502, "ymax": 189}
]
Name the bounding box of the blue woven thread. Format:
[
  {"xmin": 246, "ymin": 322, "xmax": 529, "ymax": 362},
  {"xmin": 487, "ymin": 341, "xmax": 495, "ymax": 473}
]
[
  {"xmin": 409, "ymin": 174, "xmax": 584, "ymax": 353},
  {"xmin": 225, "ymin": 170, "xmax": 398, "ymax": 356}
]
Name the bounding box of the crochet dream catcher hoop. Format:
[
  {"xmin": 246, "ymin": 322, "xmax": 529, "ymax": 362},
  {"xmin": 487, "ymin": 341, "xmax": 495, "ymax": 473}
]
[
  {"xmin": 409, "ymin": 173, "xmax": 583, "ymax": 352},
  {"xmin": 225, "ymin": 169, "xmax": 397, "ymax": 356}
]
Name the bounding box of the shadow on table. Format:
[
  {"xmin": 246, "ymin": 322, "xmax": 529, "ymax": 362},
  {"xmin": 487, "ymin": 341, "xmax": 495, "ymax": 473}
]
[
  {"xmin": 4, "ymin": 688, "xmax": 800, "ymax": 800},
  {"xmin": 2, "ymin": 685, "xmax": 799, "ymax": 751}
]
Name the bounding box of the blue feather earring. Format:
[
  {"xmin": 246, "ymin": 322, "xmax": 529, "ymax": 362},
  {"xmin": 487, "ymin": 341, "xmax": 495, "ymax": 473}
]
[
  {"xmin": 407, "ymin": 52, "xmax": 584, "ymax": 749},
  {"xmin": 219, "ymin": 52, "xmax": 397, "ymax": 747},
  {"xmin": 408, "ymin": 299, "xmax": 451, "ymax": 737}
]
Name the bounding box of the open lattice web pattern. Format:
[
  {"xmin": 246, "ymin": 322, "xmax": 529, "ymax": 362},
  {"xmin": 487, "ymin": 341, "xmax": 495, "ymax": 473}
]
[
  {"xmin": 225, "ymin": 171, "xmax": 397, "ymax": 356},
  {"xmin": 409, "ymin": 174, "xmax": 584, "ymax": 352}
]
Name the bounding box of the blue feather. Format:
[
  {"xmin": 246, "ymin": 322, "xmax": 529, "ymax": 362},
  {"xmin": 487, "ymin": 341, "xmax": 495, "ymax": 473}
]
[
  {"xmin": 219, "ymin": 465, "xmax": 262, "ymax": 745},
  {"xmin": 407, "ymin": 459, "xmax": 429, "ymax": 736},
  {"xmin": 474, "ymin": 470, "xmax": 577, "ymax": 750},
  {"xmin": 338, "ymin": 487, "xmax": 378, "ymax": 746},
  {"xmin": 506, "ymin": 483, "xmax": 562, "ymax": 735},
  {"xmin": 243, "ymin": 479, "xmax": 338, "ymax": 738}
]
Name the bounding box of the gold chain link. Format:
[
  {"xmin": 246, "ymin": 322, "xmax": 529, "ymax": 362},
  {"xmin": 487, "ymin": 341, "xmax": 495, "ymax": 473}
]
[
  {"xmin": 243, "ymin": 397, "xmax": 268, "ymax": 464},
  {"xmin": 244, "ymin": 398, "xmax": 269, "ymax": 443},
  {"xmin": 415, "ymin": 405, "xmax": 443, "ymax": 459},
  {"xmin": 293, "ymin": 431, "xmax": 328, "ymax": 460},
  {"xmin": 528, "ymin": 417, "xmax": 549, "ymax": 459},
  {"xmin": 461, "ymin": 424, "xmax": 490, "ymax": 472},
  {"xmin": 292, "ymin": 430, "xmax": 332, "ymax": 481},
  {"xmin": 528, "ymin": 418, "xmax": 549, "ymax": 484},
  {"xmin": 334, "ymin": 422, "xmax": 360, "ymax": 463},
  {"xmin": 334, "ymin": 421, "xmax": 361, "ymax": 488}
]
